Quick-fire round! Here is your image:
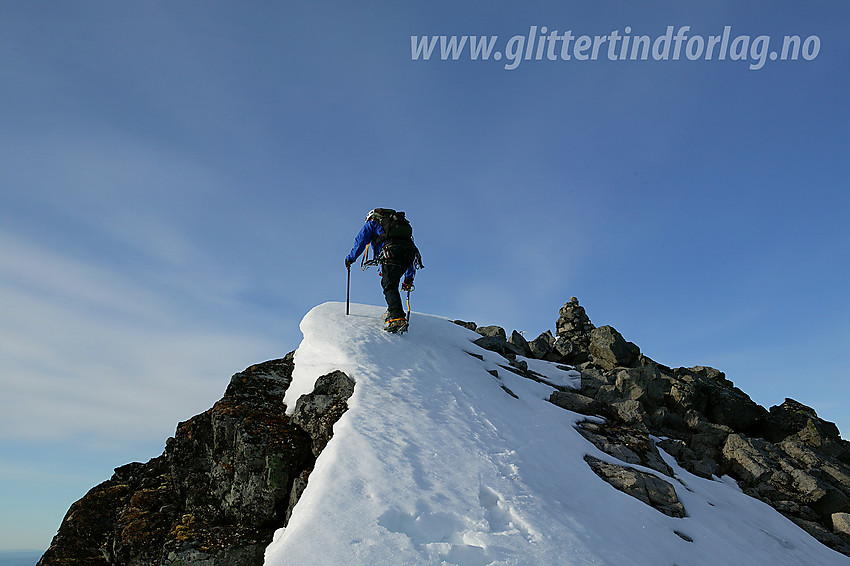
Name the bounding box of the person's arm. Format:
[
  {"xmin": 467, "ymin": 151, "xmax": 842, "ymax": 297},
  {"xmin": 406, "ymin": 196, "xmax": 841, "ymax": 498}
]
[
  {"xmin": 346, "ymin": 221, "xmax": 376, "ymax": 264},
  {"xmin": 402, "ymin": 263, "xmax": 416, "ymax": 287}
]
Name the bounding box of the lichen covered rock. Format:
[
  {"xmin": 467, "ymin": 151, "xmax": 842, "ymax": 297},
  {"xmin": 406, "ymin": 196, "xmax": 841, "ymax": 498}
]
[{"xmin": 38, "ymin": 355, "xmax": 353, "ymax": 566}]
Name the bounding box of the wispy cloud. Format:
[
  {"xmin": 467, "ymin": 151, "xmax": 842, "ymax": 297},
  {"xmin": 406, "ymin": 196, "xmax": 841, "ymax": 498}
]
[{"xmin": 0, "ymin": 233, "xmax": 288, "ymax": 447}]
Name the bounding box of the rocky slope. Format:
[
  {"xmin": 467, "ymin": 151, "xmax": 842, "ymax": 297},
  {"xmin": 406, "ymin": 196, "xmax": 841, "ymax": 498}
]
[
  {"xmin": 466, "ymin": 298, "xmax": 850, "ymax": 556},
  {"xmin": 38, "ymin": 299, "xmax": 850, "ymax": 564}
]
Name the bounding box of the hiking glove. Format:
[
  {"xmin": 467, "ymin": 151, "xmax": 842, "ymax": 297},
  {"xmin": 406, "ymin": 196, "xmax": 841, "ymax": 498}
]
[
  {"xmin": 345, "ymin": 258, "xmax": 353, "ymax": 269},
  {"xmin": 401, "ymin": 278, "xmax": 414, "ymax": 292}
]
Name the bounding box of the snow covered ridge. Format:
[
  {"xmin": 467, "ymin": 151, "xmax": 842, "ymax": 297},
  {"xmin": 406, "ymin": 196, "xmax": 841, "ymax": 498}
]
[
  {"xmin": 267, "ymin": 302, "xmax": 849, "ymax": 565},
  {"xmin": 38, "ymin": 300, "xmax": 850, "ymax": 565}
]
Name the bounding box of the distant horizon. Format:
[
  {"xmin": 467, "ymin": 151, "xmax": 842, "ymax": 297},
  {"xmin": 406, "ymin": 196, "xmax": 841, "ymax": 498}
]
[{"xmin": 0, "ymin": 549, "xmax": 45, "ymax": 566}]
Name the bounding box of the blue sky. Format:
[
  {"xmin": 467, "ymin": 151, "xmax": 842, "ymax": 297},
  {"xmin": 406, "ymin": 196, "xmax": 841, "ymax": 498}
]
[{"xmin": 1, "ymin": 0, "xmax": 848, "ymax": 553}]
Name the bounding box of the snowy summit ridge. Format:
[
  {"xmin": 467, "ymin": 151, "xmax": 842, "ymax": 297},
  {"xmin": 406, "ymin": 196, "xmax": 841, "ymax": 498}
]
[
  {"xmin": 38, "ymin": 301, "xmax": 850, "ymax": 566},
  {"xmin": 267, "ymin": 302, "xmax": 846, "ymax": 565}
]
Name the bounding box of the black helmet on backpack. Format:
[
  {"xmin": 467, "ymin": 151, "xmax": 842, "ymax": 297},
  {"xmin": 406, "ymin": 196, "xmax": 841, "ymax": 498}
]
[{"xmin": 366, "ymin": 208, "xmax": 398, "ymax": 222}]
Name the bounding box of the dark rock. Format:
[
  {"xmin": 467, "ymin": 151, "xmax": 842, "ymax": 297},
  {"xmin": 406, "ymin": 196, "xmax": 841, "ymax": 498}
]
[
  {"xmin": 690, "ymin": 457, "xmax": 720, "ymax": 479},
  {"xmin": 589, "ymin": 326, "xmax": 640, "ymax": 370},
  {"xmin": 576, "ymin": 365, "xmax": 610, "ymax": 397},
  {"xmin": 285, "ymin": 470, "xmax": 311, "ymax": 525},
  {"xmin": 651, "ymin": 407, "xmax": 684, "ymax": 430},
  {"xmin": 528, "ymin": 331, "xmax": 555, "ymax": 359},
  {"xmin": 613, "ymin": 365, "xmax": 669, "ymax": 411},
  {"xmin": 473, "ymin": 335, "xmax": 513, "ymax": 359},
  {"xmin": 291, "ymin": 370, "xmax": 356, "ymax": 457},
  {"xmin": 548, "ymin": 390, "xmax": 605, "ymax": 416},
  {"xmin": 476, "ymin": 325, "xmax": 507, "ymax": 341},
  {"xmin": 451, "ymin": 320, "xmax": 477, "ymax": 331},
  {"xmin": 658, "ymin": 438, "xmax": 721, "ymax": 479},
  {"xmin": 666, "ymin": 366, "xmax": 767, "ymax": 435},
  {"xmin": 770, "ymin": 399, "xmax": 828, "ymax": 433},
  {"xmin": 507, "ymin": 330, "xmax": 533, "ymax": 358},
  {"xmin": 500, "ymin": 384, "xmax": 520, "ymax": 399},
  {"xmin": 689, "ymin": 365, "xmax": 728, "ymax": 382},
  {"xmin": 803, "ymin": 472, "xmax": 850, "ymax": 518},
  {"xmin": 779, "ymin": 440, "xmax": 823, "ymax": 472},
  {"xmin": 612, "ymin": 399, "xmax": 649, "ymax": 428},
  {"xmin": 38, "ymin": 355, "xmax": 339, "ymax": 566},
  {"xmin": 762, "ymin": 399, "xmax": 849, "ymax": 462},
  {"xmin": 584, "ymin": 455, "xmax": 686, "ymax": 518},
  {"xmin": 721, "ymin": 433, "xmax": 777, "ymax": 484},
  {"xmin": 577, "ymin": 421, "xmax": 673, "ymax": 477},
  {"xmin": 689, "ymin": 426, "xmax": 730, "ymax": 463},
  {"xmin": 656, "ymin": 438, "xmax": 691, "ymax": 461},
  {"xmin": 667, "ymin": 375, "xmax": 708, "ymax": 416},
  {"xmin": 705, "ymin": 387, "xmax": 767, "ymax": 435},
  {"xmin": 553, "ymin": 337, "xmax": 577, "ymax": 360},
  {"xmin": 472, "ymin": 328, "xmax": 527, "ymax": 359}
]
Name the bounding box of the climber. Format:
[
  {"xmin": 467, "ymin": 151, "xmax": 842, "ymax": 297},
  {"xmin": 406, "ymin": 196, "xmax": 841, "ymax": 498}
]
[{"xmin": 345, "ymin": 208, "xmax": 422, "ymax": 333}]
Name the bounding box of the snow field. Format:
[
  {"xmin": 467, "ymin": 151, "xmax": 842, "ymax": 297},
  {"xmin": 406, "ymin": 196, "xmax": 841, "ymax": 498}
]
[{"xmin": 266, "ymin": 302, "xmax": 849, "ymax": 565}]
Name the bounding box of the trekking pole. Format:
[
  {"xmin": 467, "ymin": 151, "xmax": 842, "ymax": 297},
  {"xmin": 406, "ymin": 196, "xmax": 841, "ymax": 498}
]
[
  {"xmin": 406, "ymin": 290, "xmax": 411, "ymax": 321},
  {"xmin": 346, "ymin": 265, "xmax": 351, "ymax": 315}
]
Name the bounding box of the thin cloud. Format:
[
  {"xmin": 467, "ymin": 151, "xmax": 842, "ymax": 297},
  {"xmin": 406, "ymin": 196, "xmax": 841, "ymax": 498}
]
[{"xmin": 0, "ymin": 234, "xmax": 287, "ymax": 446}]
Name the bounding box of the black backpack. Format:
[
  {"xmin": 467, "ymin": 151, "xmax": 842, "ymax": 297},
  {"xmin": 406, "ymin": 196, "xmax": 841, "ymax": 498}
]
[
  {"xmin": 369, "ymin": 208, "xmax": 413, "ymax": 242},
  {"xmin": 366, "ymin": 208, "xmax": 424, "ymax": 269}
]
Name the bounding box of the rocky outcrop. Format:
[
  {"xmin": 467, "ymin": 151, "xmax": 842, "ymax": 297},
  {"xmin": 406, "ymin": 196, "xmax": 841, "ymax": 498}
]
[
  {"xmin": 290, "ymin": 370, "xmax": 355, "ymax": 457},
  {"xmin": 528, "ymin": 330, "xmax": 556, "ymax": 360},
  {"xmin": 588, "ymin": 326, "xmax": 640, "ymax": 370},
  {"xmin": 549, "ymin": 390, "xmax": 605, "ymax": 417},
  {"xmin": 470, "ymin": 298, "xmax": 850, "ymax": 557},
  {"xmin": 577, "ymin": 420, "xmax": 673, "ymax": 477},
  {"xmin": 584, "ymin": 455, "xmax": 686, "ymax": 518},
  {"xmin": 38, "ymin": 355, "xmax": 354, "ymax": 566}
]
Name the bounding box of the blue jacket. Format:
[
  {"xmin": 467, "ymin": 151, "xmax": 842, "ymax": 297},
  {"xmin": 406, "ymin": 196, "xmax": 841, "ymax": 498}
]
[{"xmin": 346, "ymin": 220, "xmax": 416, "ymax": 281}]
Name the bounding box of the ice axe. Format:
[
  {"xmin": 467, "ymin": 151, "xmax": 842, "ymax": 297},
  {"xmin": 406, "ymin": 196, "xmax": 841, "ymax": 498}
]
[{"xmin": 346, "ymin": 264, "xmax": 351, "ymax": 315}]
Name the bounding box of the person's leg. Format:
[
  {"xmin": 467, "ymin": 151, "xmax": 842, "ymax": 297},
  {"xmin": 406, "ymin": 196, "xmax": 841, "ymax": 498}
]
[
  {"xmin": 381, "ymin": 262, "xmax": 406, "ymax": 320},
  {"xmin": 380, "ymin": 244, "xmax": 415, "ymax": 320}
]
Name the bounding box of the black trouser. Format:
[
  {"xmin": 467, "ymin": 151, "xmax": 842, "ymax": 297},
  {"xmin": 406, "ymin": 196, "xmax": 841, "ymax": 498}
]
[{"xmin": 380, "ymin": 242, "xmax": 416, "ymax": 320}]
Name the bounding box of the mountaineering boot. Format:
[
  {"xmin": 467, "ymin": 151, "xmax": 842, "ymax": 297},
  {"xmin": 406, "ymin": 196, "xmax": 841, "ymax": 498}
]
[{"xmin": 385, "ymin": 317, "xmax": 408, "ymax": 334}]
